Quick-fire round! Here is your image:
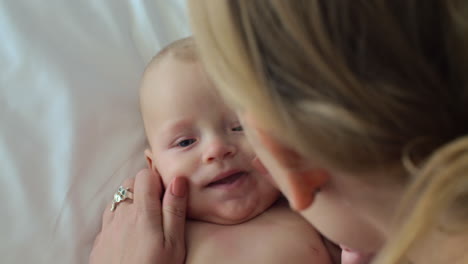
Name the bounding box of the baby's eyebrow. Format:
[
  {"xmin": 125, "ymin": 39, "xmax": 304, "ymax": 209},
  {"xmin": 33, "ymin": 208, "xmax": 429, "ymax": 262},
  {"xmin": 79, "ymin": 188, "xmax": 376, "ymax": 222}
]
[{"xmin": 159, "ymin": 119, "xmax": 194, "ymax": 135}]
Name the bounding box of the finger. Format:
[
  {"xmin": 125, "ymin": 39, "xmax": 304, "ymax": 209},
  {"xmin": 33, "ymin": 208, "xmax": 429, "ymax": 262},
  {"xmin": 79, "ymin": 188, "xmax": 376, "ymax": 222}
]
[
  {"xmin": 162, "ymin": 176, "xmax": 188, "ymax": 248},
  {"xmin": 102, "ymin": 202, "xmax": 114, "ymax": 227},
  {"xmin": 113, "ymin": 177, "xmax": 136, "ymax": 218},
  {"xmin": 121, "ymin": 177, "xmax": 135, "ymax": 191},
  {"xmin": 102, "ymin": 177, "xmax": 136, "ymax": 227},
  {"xmin": 134, "ymin": 168, "xmax": 164, "ymax": 218},
  {"xmin": 92, "ymin": 231, "xmax": 101, "ymax": 249}
]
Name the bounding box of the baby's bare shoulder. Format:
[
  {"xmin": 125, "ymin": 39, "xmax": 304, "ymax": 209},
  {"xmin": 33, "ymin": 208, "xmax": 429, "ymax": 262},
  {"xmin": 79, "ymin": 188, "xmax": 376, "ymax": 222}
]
[{"xmin": 185, "ymin": 202, "xmax": 331, "ymax": 264}]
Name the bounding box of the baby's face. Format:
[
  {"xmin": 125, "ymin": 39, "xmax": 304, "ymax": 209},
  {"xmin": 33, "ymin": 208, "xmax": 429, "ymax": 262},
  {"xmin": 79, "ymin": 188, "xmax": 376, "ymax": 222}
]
[{"xmin": 141, "ymin": 57, "xmax": 280, "ymax": 224}]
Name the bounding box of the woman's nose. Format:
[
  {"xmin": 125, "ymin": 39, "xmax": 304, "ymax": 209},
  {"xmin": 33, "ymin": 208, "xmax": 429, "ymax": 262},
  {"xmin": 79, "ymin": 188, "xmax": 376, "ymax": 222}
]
[{"xmin": 203, "ymin": 139, "xmax": 237, "ymax": 163}]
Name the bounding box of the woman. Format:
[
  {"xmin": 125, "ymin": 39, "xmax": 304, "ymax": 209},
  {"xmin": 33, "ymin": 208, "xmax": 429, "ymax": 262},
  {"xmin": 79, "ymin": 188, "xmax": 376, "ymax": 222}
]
[{"xmin": 90, "ymin": 1, "xmax": 468, "ymax": 263}]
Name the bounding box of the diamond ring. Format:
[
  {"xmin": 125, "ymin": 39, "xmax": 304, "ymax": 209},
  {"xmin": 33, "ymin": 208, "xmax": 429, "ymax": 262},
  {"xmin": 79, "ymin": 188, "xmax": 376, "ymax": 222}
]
[{"xmin": 110, "ymin": 186, "xmax": 134, "ymax": 212}]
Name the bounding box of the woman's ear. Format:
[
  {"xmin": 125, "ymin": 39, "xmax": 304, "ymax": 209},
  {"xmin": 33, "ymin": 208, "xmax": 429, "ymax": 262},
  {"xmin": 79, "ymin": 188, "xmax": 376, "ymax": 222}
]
[
  {"xmin": 255, "ymin": 127, "xmax": 330, "ymax": 211},
  {"xmin": 144, "ymin": 149, "xmax": 154, "ymax": 170}
]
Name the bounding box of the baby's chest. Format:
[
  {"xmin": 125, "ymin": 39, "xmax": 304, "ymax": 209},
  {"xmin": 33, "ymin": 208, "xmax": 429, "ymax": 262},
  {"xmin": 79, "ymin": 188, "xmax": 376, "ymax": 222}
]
[{"xmin": 185, "ymin": 222, "xmax": 277, "ymax": 264}]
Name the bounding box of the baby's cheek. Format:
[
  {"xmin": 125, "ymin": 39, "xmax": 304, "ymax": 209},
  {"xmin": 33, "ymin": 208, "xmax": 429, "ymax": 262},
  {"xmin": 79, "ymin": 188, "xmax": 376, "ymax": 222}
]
[
  {"xmin": 154, "ymin": 159, "xmax": 178, "ymax": 189},
  {"xmin": 158, "ymin": 173, "xmax": 173, "ymax": 190},
  {"xmin": 154, "ymin": 152, "xmax": 198, "ymax": 190},
  {"xmin": 239, "ymin": 140, "xmax": 256, "ymax": 159}
]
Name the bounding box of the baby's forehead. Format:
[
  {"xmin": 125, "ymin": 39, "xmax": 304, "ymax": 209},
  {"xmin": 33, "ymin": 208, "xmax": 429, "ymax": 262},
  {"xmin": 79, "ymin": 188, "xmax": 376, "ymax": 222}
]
[
  {"xmin": 141, "ymin": 60, "xmax": 228, "ymax": 117},
  {"xmin": 142, "ymin": 60, "xmax": 216, "ymax": 101},
  {"xmin": 145, "ymin": 37, "xmax": 198, "ymax": 74},
  {"xmin": 140, "ymin": 37, "xmax": 199, "ymax": 97}
]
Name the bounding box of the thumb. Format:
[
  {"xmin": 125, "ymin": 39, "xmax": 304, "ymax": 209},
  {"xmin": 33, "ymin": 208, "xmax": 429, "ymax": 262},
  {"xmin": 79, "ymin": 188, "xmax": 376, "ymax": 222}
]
[{"xmin": 162, "ymin": 177, "xmax": 188, "ymax": 247}]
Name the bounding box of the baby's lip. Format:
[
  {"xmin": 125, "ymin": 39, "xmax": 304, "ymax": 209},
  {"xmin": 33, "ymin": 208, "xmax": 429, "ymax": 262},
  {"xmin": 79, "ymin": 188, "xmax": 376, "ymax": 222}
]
[{"xmin": 203, "ymin": 169, "xmax": 245, "ymax": 187}]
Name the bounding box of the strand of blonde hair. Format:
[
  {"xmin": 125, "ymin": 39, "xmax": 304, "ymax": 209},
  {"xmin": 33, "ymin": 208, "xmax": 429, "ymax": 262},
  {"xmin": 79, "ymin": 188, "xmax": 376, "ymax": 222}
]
[{"xmin": 374, "ymin": 136, "xmax": 468, "ymax": 263}]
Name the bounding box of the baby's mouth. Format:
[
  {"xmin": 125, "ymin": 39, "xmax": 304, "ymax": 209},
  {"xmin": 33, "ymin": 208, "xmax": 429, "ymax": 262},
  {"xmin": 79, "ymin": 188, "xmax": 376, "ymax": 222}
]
[{"xmin": 206, "ymin": 171, "xmax": 247, "ymax": 187}]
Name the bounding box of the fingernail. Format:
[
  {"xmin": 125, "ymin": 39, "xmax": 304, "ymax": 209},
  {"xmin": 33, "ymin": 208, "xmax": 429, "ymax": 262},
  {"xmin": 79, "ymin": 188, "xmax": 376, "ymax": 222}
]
[{"xmin": 171, "ymin": 177, "xmax": 187, "ymax": 197}]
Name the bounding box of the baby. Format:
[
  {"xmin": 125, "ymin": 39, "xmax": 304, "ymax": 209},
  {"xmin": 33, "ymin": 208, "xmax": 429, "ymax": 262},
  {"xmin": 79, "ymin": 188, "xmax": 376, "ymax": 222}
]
[{"xmin": 139, "ymin": 37, "xmax": 332, "ymax": 264}]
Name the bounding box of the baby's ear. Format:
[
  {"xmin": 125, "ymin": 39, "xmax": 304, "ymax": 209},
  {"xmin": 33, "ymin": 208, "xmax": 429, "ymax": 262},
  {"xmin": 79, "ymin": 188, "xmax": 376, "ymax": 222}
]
[
  {"xmin": 144, "ymin": 149, "xmax": 154, "ymax": 170},
  {"xmin": 144, "ymin": 149, "xmax": 165, "ymax": 188}
]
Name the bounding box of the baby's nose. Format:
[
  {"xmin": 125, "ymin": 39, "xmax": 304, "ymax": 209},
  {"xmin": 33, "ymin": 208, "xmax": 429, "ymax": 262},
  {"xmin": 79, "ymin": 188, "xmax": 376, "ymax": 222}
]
[{"xmin": 202, "ymin": 139, "xmax": 237, "ymax": 163}]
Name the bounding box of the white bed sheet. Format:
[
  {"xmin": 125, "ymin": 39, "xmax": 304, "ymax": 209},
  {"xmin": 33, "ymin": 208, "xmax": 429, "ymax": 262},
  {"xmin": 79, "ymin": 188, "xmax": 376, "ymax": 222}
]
[{"xmin": 0, "ymin": 1, "xmax": 190, "ymax": 263}]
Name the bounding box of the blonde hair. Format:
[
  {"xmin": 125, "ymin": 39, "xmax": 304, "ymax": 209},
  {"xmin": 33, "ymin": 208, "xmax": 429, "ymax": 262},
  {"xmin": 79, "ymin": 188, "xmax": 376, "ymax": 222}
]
[{"xmin": 189, "ymin": 0, "xmax": 468, "ymax": 263}]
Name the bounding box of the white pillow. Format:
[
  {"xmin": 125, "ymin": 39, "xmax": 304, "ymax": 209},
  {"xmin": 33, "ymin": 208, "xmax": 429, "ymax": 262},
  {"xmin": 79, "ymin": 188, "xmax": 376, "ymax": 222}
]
[{"xmin": 0, "ymin": 1, "xmax": 190, "ymax": 263}]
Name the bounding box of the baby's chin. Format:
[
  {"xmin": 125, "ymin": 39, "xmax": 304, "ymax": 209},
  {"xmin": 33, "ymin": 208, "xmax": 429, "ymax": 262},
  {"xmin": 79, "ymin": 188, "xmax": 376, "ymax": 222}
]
[
  {"xmin": 187, "ymin": 196, "xmax": 279, "ymax": 225},
  {"xmin": 188, "ymin": 208, "xmax": 264, "ymax": 225}
]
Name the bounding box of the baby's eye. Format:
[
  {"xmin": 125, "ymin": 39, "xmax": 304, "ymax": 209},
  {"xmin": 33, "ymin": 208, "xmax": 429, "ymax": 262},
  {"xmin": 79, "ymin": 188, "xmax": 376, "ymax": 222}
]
[
  {"xmin": 177, "ymin": 139, "xmax": 196, "ymax": 147},
  {"xmin": 232, "ymin": 125, "xmax": 243, "ymax": 132}
]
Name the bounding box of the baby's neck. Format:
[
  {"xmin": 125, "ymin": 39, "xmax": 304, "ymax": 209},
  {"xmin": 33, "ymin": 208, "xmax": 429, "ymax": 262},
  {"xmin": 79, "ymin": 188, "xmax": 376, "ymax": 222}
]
[{"xmin": 187, "ymin": 197, "xmax": 288, "ymax": 226}]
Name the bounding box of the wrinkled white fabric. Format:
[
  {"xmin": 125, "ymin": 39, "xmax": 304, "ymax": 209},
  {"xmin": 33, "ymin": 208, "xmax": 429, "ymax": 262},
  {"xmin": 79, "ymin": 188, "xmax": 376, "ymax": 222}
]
[{"xmin": 0, "ymin": 1, "xmax": 190, "ymax": 263}]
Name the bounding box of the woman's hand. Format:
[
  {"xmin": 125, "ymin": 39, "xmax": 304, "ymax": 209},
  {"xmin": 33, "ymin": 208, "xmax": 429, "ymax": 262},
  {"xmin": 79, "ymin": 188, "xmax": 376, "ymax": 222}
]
[{"xmin": 89, "ymin": 169, "xmax": 188, "ymax": 264}]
